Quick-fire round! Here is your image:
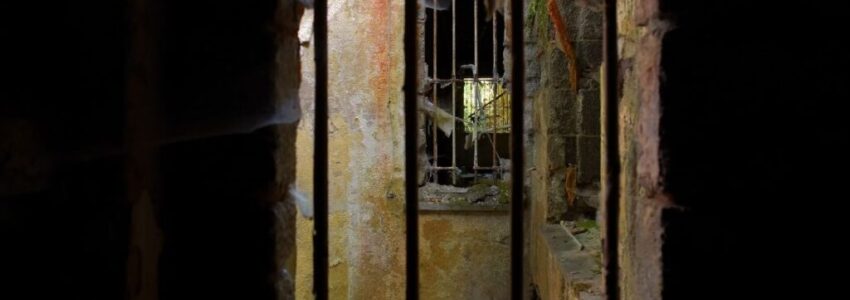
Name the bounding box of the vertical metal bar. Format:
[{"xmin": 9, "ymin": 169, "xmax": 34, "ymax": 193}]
[
  {"xmin": 313, "ymin": 0, "xmax": 329, "ymax": 297},
  {"xmin": 432, "ymin": 6, "xmax": 439, "ymax": 183},
  {"xmin": 451, "ymin": 0, "xmax": 457, "ymax": 185},
  {"xmin": 510, "ymin": 0, "xmax": 525, "ymax": 298},
  {"xmin": 603, "ymin": 0, "xmax": 620, "ymax": 299},
  {"xmin": 404, "ymin": 0, "xmax": 420, "ymax": 298},
  {"xmin": 473, "ymin": 0, "xmax": 480, "ymax": 178},
  {"xmin": 492, "ymin": 14, "xmax": 498, "ymax": 172}
]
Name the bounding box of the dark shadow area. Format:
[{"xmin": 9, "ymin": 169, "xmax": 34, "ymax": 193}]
[
  {"xmin": 0, "ymin": 158, "xmax": 130, "ymax": 298},
  {"xmin": 658, "ymin": 1, "xmax": 849, "ymax": 298},
  {"xmin": 1, "ymin": 1, "xmax": 130, "ymax": 298},
  {"xmin": 158, "ymin": 129, "xmax": 278, "ymax": 300},
  {"xmin": 1, "ymin": 1, "xmax": 289, "ymax": 299}
]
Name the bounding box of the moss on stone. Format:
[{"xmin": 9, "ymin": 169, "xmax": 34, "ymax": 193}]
[
  {"xmin": 577, "ymin": 219, "xmax": 598, "ymax": 230},
  {"xmin": 527, "ymin": 0, "xmax": 550, "ymax": 40}
]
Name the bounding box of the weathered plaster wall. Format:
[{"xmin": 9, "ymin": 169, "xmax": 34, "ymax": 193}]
[
  {"xmin": 294, "ymin": 0, "xmax": 407, "ymax": 298},
  {"xmin": 419, "ymin": 213, "xmax": 510, "ymax": 300},
  {"xmin": 612, "ymin": 0, "xmax": 667, "ymax": 298}
]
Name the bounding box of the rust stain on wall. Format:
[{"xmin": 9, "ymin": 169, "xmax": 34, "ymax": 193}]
[
  {"xmin": 547, "ymin": 0, "xmax": 579, "ymax": 93},
  {"xmin": 367, "ymin": 0, "xmax": 393, "ymax": 124}
]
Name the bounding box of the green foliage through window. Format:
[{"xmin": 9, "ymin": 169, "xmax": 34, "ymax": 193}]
[{"xmin": 462, "ymin": 79, "xmax": 511, "ymax": 134}]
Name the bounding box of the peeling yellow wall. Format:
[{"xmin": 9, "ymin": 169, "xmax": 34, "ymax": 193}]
[
  {"xmin": 294, "ymin": 0, "xmax": 407, "ymax": 298},
  {"xmin": 419, "ymin": 213, "xmax": 510, "ymax": 300}
]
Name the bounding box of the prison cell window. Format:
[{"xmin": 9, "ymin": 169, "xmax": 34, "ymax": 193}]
[{"xmin": 422, "ymin": 0, "xmax": 509, "ymax": 189}]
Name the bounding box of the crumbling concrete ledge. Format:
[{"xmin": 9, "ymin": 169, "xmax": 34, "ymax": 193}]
[
  {"xmin": 533, "ymin": 224, "xmax": 603, "ymax": 300},
  {"xmin": 419, "ymin": 182, "xmax": 511, "ymax": 212}
]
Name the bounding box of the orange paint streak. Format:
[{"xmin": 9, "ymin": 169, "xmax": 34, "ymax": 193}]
[
  {"xmin": 367, "ymin": 0, "xmax": 393, "ymax": 126},
  {"xmin": 547, "ymin": 0, "xmax": 578, "ymax": 93}
]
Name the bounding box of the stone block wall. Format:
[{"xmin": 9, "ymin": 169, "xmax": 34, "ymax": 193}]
[{"xmin": 524, "ymin": 0, "xmax": 604, "ymax": 298}]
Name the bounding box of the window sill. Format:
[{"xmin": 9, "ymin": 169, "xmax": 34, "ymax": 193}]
[{"xmin": 419, "ymin": 201, "xmax": 509, "ymax": 212}]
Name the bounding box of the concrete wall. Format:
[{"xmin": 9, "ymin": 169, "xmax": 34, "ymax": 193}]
[
  {"xmin": 611, "ymin": 0, "xmax": 667, "ymax": 298},
  {"xmin": 294, "ymin": 0, "xmax": 407, "ymax": 298},
  {"xmin": 419, "ymin": 212, "xmax": 510, "ymax": 300}
]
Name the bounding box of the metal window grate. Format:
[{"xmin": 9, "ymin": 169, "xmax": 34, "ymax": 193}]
[{"xmin": 426, "ymin": 0, "xmax": 509, "ymax": 184}]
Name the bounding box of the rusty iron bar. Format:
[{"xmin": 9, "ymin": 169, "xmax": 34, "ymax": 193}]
[
  {"xmin": 478, "ymin": 125, "xmax": 511, "ymax": 132},
  {"xmin": 313, "ymin": 0, "xmax": 329, "ymax": 296},
  {"xmin": 451, "ymin": 0, "xmax": 457, "ymax": 185},
  {"xmin": 425, "ymin": 2, "xmax": 460, "ymax": 184},
  {"xmin": 427, "ymin": 78, "xmax": 465, "ymax": 84},
  {"xmin": 432, "ymin": 5, "xmax": 439, "ymax": 183},
  {"xmin": 427, "ymin": 166, "xmax": 462, "ymax": 170},
  {"xmin": 404, "ymin": 0, "xmax": 419, "ymax": 298},
  {"xmin": 492, "ymin": 8, "xmax": 498, "ymax": 175},
  {"xmin": 426, "ymin": 166, "xmax": 462, "ymax": 177},
  {"xmin": 473, "ymin": 166, "xmax": 500, "ymax": 170},
  {"xmin": 603, "ymin": 0, "xmax": 620, "ymax": 298},
  {"xmin": 510, "ymin": 0, "xmax": 526, "ymax": 297},
  {"xmin": 473, "ymin": 0, "xmax": 480, "ymax": 179}
]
